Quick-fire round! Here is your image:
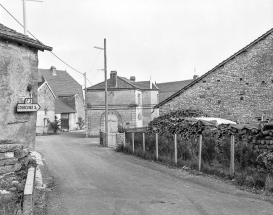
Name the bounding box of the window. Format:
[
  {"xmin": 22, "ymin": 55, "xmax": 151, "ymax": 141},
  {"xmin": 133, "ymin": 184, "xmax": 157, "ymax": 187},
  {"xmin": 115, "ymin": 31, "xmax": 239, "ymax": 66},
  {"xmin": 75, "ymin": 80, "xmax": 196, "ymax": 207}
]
[
  {"xmin": 44, "ymin": 108, "xmax": 48, "ymax": 115},
  {"xmin": 138, "ymin": 93, "xmax": 141, "ymax": 105}
]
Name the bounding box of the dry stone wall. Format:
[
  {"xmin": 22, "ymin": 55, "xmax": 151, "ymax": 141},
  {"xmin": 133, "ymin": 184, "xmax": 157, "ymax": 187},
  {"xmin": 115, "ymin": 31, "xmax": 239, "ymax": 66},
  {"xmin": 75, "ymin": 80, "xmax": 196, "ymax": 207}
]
[{"xmin": 0, "ymin": 140, "xmax": 32, "ymax": 214}]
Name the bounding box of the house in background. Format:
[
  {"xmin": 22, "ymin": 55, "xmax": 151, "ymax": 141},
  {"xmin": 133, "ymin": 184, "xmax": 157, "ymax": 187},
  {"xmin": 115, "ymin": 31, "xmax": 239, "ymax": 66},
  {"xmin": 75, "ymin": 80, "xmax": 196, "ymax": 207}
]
[
  {"xmin": 156, "ymin": 76, "xmax": 197, "ymax": 103},
  {"xmin": 38, "ymin": 66, "xmax": 85, "ymax": 131},
  {"xmin": 86, "ymin": 71, "xmax": 159, "ymax": 137},
  {"xmin": 36, "ymin": 80, "xmax": 56, "ymax": 134},
  {"xmin": 154, "ymin": 28, "xmax": 273, "ymax": 124}
]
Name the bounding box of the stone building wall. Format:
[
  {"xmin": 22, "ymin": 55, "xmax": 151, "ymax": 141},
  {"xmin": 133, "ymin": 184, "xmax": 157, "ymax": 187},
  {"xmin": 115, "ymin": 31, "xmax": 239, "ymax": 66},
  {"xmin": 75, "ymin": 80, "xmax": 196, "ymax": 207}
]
[
  {"xmin": 0, "ymin": 39, "xmax": 38, "ymax": 149},
  {"xmin": 159, "ymin": 32, "xmax": 273, "ymax": 124},
  {"xmin": 87, "ymin": 89, "xmax": 141, "ymax": 136},
  {"xmin": 36, "ymin": 83, "xmax": 55, "ymax": 134}
]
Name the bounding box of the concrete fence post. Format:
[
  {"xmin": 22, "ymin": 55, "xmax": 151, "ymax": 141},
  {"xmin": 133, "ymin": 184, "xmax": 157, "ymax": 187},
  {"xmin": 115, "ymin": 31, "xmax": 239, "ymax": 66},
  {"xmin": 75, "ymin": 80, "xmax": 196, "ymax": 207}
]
[
  {"xmin": 174, "ymin": 134, "xmax": 177, "ymax": 165},
  {"xmin": 132, "ymin": 133, "xmax": 135, "ymax": 153},
  {"xmin": 123, "ymin": 132, "xmax": 126, "ymax": 147},
  {"xmin": 156, "ymin": 133, "xmax": 158, "ymax": 160},
  {"xmin": 198, "ymin": 135, "xmax": 203, "ymax": 171},
  {"xmin": 143, "ymin": 133, "xmax": 145, "ymax": 153},
  {"xmin": 230, "ymin": 135, "xmax": 235, "ymax": 177}
]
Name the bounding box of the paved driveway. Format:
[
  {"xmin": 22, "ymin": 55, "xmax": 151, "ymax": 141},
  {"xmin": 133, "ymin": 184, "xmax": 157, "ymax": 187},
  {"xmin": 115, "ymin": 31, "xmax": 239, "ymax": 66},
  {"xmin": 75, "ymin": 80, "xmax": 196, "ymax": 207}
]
[{"xmin": 36, "ymin": 131, "xmax": 273, "ymax": 215}]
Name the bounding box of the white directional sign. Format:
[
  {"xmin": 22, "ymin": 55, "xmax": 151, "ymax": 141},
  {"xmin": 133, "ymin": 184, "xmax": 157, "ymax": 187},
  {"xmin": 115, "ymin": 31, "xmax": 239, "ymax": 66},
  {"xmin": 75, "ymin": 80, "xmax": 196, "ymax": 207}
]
[{"xmin": 17, "ymin": 103, "xmax": 40, "ymax": 112}]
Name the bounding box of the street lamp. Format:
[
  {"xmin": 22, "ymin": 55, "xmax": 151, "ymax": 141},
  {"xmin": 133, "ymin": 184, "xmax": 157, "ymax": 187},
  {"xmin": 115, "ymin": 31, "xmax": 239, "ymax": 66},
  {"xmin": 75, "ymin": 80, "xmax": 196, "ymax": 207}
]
[{"xmin": 94, "ymin": 39, "xmax": 108, "ymax": 146}]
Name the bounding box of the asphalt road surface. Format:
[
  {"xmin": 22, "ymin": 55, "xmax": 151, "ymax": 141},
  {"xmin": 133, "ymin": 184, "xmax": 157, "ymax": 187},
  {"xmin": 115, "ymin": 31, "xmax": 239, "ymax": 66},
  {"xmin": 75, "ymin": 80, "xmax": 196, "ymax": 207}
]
[{"xmin": 36, "ymin": 131, "xmax": 273, "ymax": 215}]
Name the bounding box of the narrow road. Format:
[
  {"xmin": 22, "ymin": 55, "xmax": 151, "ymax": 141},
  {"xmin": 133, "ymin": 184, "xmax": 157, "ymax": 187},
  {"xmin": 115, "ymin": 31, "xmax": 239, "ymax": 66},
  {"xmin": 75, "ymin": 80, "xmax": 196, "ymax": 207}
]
[{"xmin": 36, "ymin": 131, "xmax": 273, "ymax": 215}]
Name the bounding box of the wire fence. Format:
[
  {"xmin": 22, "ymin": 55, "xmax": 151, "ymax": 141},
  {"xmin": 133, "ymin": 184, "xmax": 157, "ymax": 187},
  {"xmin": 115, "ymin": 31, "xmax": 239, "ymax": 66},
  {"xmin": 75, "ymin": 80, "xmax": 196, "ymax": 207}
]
[{"xmin": 120, "ymin": 131, "xmax": 273, "ymax": 190}]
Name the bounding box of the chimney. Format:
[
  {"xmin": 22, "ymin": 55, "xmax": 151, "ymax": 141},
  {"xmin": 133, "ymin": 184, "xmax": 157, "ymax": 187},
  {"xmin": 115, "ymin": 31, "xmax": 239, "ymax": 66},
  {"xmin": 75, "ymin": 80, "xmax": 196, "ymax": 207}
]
[
  {"xmin": 193, "ymin": 75, "xmax": 199, "ymax": 80},
  {"xmin": 130, "ymin": 76, "xmax": 135, "ymax": 82},
  {"xmin": 51, "ymin": 66, "xmax": 57, "ymax": 76},
  {"xmin": 150, "ymin": 76, "xmax": 152, "ymax": 89},
  {"xmin": 110, "ymin": 71, "xmax": 117, "ymax": 87}
]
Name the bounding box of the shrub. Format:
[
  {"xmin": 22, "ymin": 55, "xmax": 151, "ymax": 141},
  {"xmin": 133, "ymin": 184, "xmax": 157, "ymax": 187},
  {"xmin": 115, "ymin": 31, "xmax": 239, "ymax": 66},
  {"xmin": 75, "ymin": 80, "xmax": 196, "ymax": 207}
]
[
  {"xmin": 76, "ymin": 117, "xmax": 85, "ymax": 129},
  {"xmin": 48, "ymin": 119, "xmax": 61, "ymax": 133}
]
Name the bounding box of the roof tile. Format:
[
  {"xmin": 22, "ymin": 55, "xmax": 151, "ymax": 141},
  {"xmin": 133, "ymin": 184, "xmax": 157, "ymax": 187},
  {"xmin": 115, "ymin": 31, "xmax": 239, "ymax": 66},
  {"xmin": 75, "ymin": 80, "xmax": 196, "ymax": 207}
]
[
  {"xmin": 39, "ymin": 69, "xmax": 84, "ymax": 102},
  {"xmin": 0, "ymin": 23, "xmax": 52, "ymax": 51}
]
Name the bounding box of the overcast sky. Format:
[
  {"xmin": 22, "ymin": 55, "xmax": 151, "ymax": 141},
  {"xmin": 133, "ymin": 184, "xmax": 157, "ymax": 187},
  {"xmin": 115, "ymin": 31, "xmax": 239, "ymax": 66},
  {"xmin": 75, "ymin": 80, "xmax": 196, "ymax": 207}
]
[{"xmin": 1, "ymin": 0, "xmax": 272, "ymax": 87}]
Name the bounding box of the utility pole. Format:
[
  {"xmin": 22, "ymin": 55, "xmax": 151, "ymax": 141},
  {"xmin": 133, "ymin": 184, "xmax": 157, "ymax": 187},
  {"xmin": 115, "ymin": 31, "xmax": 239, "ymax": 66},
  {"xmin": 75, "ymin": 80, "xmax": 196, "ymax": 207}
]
[
  {"xmin": 94, "ymin": 39, "xmax": 108, "ymax": 146},
  {"xmin": 104, "ymin": 39, "xmax": 108, "ymax": 147},
  {"xmin": 22, "ymin": 0, "xmax": 43, "ymax": 35},
  {"xmin": 84, "ymin": 72, "xmax": 88, "ymax": 138}
]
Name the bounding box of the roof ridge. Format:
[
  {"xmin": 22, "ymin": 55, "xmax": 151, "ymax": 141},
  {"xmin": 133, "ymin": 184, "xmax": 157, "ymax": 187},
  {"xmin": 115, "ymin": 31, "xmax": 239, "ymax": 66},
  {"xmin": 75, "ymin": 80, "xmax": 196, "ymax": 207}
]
[
  {"xmin": 156, "ymin": 79, "xmax": 193, "ymax": 85},
  {"xmin": 155, "ymin": 27, "xmax": 273, "ymax": 108},
  {"xmin": 118, "ymin": 76, "xmax": 138, "ymax": 88}
]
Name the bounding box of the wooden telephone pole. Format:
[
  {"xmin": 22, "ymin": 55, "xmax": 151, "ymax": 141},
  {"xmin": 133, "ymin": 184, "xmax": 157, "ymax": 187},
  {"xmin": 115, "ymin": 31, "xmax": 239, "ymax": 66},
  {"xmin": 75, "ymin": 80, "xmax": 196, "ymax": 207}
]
[{"xmin": 94, "ymin": 39, "xmax": 108, "ymax": 146}]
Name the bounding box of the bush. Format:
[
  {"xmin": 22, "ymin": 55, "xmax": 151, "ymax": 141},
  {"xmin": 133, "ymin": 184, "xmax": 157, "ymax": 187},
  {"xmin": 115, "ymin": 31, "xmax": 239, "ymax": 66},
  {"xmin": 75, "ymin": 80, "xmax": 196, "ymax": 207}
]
[
  {"xmin": 48, "ymin": 119, "xmax": 61, "ymax": 133},
  {"xmin": 76, "ymin": 117, "xmax": 85, "ymax": 129}
]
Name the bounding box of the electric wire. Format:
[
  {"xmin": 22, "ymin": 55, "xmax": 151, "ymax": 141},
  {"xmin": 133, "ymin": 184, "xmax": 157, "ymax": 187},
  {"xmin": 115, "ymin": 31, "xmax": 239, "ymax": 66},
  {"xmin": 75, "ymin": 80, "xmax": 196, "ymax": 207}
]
[{"xmin": 1, "ymin": 3, "xmax": 84, "ymax": 76}]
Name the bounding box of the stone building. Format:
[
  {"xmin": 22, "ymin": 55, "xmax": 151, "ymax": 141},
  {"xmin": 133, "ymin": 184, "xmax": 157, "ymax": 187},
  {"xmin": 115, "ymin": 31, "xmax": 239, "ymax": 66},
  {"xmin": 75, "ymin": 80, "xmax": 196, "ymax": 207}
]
[
  {"xmin": 154, "ymin": 28, "xmax": 273, "ymax": 124},
  {"xmin": 0, "ymin": 23, "xmax": 52, "ymax": 148},
  {"xmin": 36, "ymin": 81, "xmax": 56, "ymax": 134},
  {"xmin": 39, "ymin": 67, "xmax": 85, "ymax": 130},
  {"xmin": 86, "ymin": 71, "xmax": 159, "ymax": 136}
]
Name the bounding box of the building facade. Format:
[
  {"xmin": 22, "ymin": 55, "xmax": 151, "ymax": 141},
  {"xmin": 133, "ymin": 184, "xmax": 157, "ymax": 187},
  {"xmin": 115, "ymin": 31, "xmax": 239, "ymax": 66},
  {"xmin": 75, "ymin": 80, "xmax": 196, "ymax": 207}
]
[
  {"xmin": 36, "ymin": 82, "xmax": 56, "ymax": 134},
  {"xmin": 155, "ymin": 28, "xmax": 273, "ymax": 124},
  {"xmin": 86, "ymin": 71, "xmax": 159, "ymax": 136},
  {"xmin": 0, "ymin": 23, "xmax": 52, "ymax": 148}
]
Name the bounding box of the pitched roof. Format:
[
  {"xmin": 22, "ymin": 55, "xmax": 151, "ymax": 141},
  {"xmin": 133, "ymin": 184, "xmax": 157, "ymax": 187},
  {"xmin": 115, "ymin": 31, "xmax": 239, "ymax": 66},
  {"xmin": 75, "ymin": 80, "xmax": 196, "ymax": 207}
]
[
  {"xmin": 39, "ymin": 68, "xmax": 84, "ymax": 102},
  {"xmin": 133, "ymin": 81, "xmax": 158, "ymax": 90},
  {"xmin": 88, "ymin": 76, "xmax": 157, "ymax": 90},
  {"xmin": 38, "ymin": 81, "xmax": 56, "ymax": 98},
  {"xmin": 0, "ymin": 23, "xmax": 52, "ymax": 51},
  {"xmin": 156, "ymin": 79, "xmax": 193, "ymax": 102},
  {"xmin": 55, "ymin": 98, "xmax": 75, "ymax": 114},
  {"xmin": 154, "ymin": 27, "xmax": 273, "ymax": 109}
]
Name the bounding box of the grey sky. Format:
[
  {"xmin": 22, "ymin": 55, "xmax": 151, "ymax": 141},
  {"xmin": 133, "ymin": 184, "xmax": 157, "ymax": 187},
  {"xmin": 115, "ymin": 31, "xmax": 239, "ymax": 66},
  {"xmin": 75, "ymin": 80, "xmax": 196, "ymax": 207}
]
[{"xmin": 1, "ymin": 0, "xmax": 272, "ymax": 87}]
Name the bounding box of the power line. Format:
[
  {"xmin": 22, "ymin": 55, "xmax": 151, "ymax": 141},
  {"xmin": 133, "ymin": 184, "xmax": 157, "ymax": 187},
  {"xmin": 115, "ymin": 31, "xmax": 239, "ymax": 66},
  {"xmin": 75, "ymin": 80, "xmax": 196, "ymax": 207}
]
[
  {"xmin": 0, "ymin": 3, "xmax": 83, "ymax": 76},
  {"xmin": 50, "ymin": 52, "xmax": 83, "ymax": 75},
  {"xmin": 86, "ymin": 77, "xmax": 93, "ymax": 86},
  {"xmin": 87, "ymin": 49, "xmax": 102, "ymax": 75}
]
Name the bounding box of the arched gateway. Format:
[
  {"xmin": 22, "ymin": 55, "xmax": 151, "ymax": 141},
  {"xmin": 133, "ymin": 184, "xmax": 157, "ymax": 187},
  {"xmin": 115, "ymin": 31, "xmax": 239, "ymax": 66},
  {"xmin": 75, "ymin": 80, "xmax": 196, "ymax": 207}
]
[{"xmin": 100, "ymin": 111, "xmax": 122, "ymax": 147}]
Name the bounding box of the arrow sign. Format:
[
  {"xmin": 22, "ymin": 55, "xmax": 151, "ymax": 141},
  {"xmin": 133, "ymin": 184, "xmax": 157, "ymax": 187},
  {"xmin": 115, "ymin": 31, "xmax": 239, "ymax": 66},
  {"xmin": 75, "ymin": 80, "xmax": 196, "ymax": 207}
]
[{"xmin": 17, "ymin": 103, "xmax": 40, "ymax": 112}]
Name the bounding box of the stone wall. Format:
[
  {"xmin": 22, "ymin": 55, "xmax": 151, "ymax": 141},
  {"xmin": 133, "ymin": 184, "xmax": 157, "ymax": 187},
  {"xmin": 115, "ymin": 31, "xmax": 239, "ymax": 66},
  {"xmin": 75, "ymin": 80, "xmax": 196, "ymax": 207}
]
[
  {"xmin": 0, "ymin": 39, "xmax": 38, "ymax": 149},
  {"xmin": 159, "ymin": 32, "xmax": 273, "ymax": 124},
  {"xmin": 0, "ymin": 140, "xmax": 32, "ymax": 214}
]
